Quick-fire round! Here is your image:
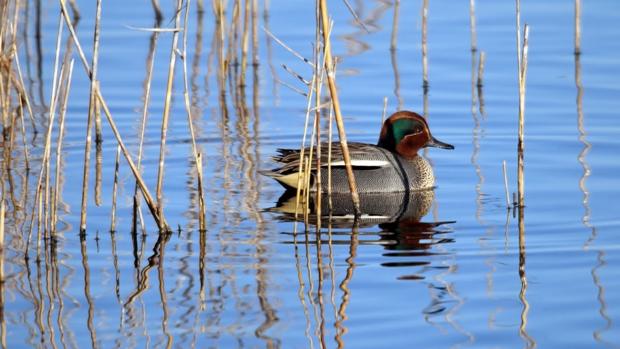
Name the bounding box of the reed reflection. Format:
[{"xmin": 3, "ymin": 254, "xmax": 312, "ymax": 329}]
[
  {"xmin": 573, "ymin": 2, "xmax": 614, "ymax": 342},
  {"xmin": 518, "ymin": 208, "xmax": 535, "ymax": 349},
  {"xmin": 271, "ymin": 188, "xmax": 456, "ymax": 347},
  {"xmin": 390, "ymin": 0, "xmax": 403, "ymax": 110}
]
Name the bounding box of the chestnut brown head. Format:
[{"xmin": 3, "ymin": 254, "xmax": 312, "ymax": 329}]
[{"xmin": 377, "ymin": 111, "xmax": 454, "ymax": 159}]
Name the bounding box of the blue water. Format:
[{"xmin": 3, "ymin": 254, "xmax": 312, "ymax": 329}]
[{"xmin": 2, "ymin": 0, "xmax": 620, "ymax": 348}]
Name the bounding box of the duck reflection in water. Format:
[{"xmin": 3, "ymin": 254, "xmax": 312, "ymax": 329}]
[{"xmin": 270, "ymin": 189, "xmax": 454, "ymax": 252}]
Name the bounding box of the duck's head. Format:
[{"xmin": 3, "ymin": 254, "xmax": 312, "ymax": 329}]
[{"xmin": 377, "ymin": 111, "xmax": 454, "ymax": 159}]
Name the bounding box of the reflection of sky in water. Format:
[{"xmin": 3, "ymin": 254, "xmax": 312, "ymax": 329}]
[{"xmin": 2, "ymin": 0, "xmax": 620, "ymax": 348}]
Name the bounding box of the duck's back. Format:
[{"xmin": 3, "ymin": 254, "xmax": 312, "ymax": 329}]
[{"xmin": 319, "ymin": 146, "xmax": 435, "ymax": 193}]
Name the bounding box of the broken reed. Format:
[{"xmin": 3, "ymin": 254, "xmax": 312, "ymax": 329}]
[
  {"xmin": 574, "ymin": 0, "xmax": 581, "ymax": 55},
  {"xmin": 421, "ymin": 0, "xmax": 429, "ymax": 89},
  {"xmin": 79, "ymin": 0, "xmax": 103, "ymax": 232},
  {"xmin": 155, "ymin": 0, "xmax": 184, "ymax": 222},
  {"xmin": 181, "ymin": 0, "xmax": 206, "ymax": 231},
  {"xmin": 516, "ymin": 0, "xmax": 529, "ymax": 208}
]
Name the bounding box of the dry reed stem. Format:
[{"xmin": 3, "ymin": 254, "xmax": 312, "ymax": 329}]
[
  {"xmin": 574, "ymin": 0, "xmax": 581, "ymax": 55},
  {"xmin": 239, "ymin": 0, "xmax": 250, "ymax": 91},
  {"xmin": 292, "ymin": 18, "xmax": 332, "ymax": 227},
  {"xmin": 27, "ymin": 11, "xmax": 64, "ymax": 254},
  {"xmin": 302, "ymin": 67, "xmax": 322, "ymax": 227},
  {"xmin": 13, "ymin": 47, "xmax": 37, "ymax": 134},
  {"xmin": 47, "ymin": 31, "xmax": 70, "ymax": 237},
  {"xmin": 314, "ymin": 106, "xmax": 322, "ymax": 228},
  {"xmin": 381, "ymin": 96, "xmax": 387, "ymax": 125},
  {"xmin": 276, "ymin": 78, "xmax": 307, "ymax": 97},
  {"xmin": 281, "ymin": 64, "xmax": 310, "ymax": 86},
  {"xmin": 51, "ymin": 59, "xmax": 74, "ymax": 234},
  {"xmin": 110, "ymin": 145, "xmax": 120, "ymax": 232},
  {"xmin": 313, "ymin": 0, "xmax": 323, "ymax": 226},
  {"xmin": 421, "ymin": 0, "xmax": 429, "ymax": 88},
  {"xmin": 133, "ymin": 28, "xmax": 160, "ymax": 236},
  {"xmin": 0, "ymin": 198, "xmax": 4, "ymax": 286},
  {"xmin": 502, "ymin": 160, "xmax": 510, "ymax": 208},
  {"xmin": 469, "ymin": 0, "xmax": 477, "ymax": 52},
  {"xmin": 155, "ymin": 0, "xmax": 184, "ymax": 222},
  {"xmin": 2, "ymin": 14, "xmax": 33, "ymax": 175},
  {"xmin": 516, "ymin": 0, "xmax": 529, "ymax": 207},
  {"xmin": 181, "ymin": 0, "xmax": 206, "ymax": 230},
  {"xmin": 292, "ymin": 74, "xmax": 317, "ymax": 224},
  {"xmin": 516, "ymin": 0, "xmax": 522, "ymax": 75},
  {"xmin": 319, "ymin": 0, "xmax": 361, "ymax": 216},
  {"xmin": 94, "ymin": 86, "xmax": 103, "ymax": 147},
  {"xmin": 94, "ymin": 88, "xmax": 103, "ymax": 207},
  {"xmin": 13, "ymin": 54, "xmax": 33, "ymax": 169},
  {"xmin": 517, "ymin": 22, "xmax": 529, "ymax": 207},
  {"xmin": 60, "ymin": 0, "xmax": 89, "ymax": 75},
  {"xmin": 79, "ymin": 0, "xmax": 102, "ymax": 232},
  {"xmin": 262, "ymin": 26, "xmax": 314, "ymax": 68}
]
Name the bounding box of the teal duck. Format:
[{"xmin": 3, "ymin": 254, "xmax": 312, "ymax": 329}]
[{"xmin": 262, "ymin": 110, "xmax": 454, "ymax": 193}]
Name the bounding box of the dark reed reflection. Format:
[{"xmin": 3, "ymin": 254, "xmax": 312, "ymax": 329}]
[
  {"xmin": 390, "ymin": 0, "xmax": 403, "ymax": 110},
  {"xmin": 517, "ymin": 208, "xmax": 535, "ymax": 349},
  {"xmin": 468, "ymin": 3, "xmax": 497, "ymax": 342},
  {"xmin": 79, "ymin": 234, "xmax": 98, "ymax": 348},
  {"xmin": 573, "ymin": 2, "xmax": 614, "ymax": 343}
]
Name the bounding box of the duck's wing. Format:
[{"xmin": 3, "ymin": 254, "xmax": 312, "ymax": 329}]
[{"xmin": 271, "ymin": 142, "xmax": 391, "ymax": 175}]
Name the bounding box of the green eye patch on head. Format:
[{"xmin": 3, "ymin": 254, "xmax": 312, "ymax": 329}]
[{"xmin": 391, "ymin": 118, "xmax": 424, "ymax": 144}]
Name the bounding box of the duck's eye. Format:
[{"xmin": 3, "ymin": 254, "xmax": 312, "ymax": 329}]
[{"xmin": 412, "ymin": 126, "xmax": 423, "ymax": 134}]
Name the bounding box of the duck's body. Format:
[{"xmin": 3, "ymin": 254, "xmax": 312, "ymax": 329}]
[{"xmin": 262, "ymin": 111, "xmax": 453, "ymax": 193}]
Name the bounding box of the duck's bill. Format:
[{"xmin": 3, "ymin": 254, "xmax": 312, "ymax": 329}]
[{"xmin": 427, "ymin": 137, "xmax": 454, "ymax": 150}]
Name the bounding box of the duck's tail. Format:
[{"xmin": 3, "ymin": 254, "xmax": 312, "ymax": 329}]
[{"xmin": 259, "ymin": 169, "xmax": 309, "ymax": 190}]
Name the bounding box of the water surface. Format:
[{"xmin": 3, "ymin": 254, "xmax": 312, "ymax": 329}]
[{"xmin": 2, "ymin": 0, "xmax": 620, "ymax": 348}]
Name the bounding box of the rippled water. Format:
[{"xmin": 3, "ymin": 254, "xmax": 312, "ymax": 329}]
[{"xmin": 2, "ymin": 0, "xmax": 620, "ymax": 348}]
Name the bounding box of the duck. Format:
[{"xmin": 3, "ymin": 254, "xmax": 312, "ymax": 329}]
[{"xmin": 262, "ymin": 110, "xmax": 454, "ymax": 193}]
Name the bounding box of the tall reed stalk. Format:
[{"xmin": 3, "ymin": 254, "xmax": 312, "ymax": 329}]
[
  {"xmin": 318, "ymin": 0, "xmax": 360, "ymax": 216},
  {"xmin": 181, "ymin": 0, "xmax": 207, "ymax": 231},
  {"xmin": 109, "ymin": 145, "xmax": 121, "ymax": 232},
  {"xmin": 421, "ymin": 0, "xmax": 429, "ymax": 89},
  {"xmin": 79, "ymin": 0, "xmax": 103, "ymax": 232},
  {"xmin": 155, "ymin": 0, "xmax": 184, "ymax": 223},
  {"xmin": 51, "ymin": 59, "xmax": 74, "ymax": 234},
  {"xmin": 516, "ymin": 0, "xmax": 529, "ymax": 207},
  {"xmin": 574, "ymin": 0, "xmax": 581, "ymax": 55}
]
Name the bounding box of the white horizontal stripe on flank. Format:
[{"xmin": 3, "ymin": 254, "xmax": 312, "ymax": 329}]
[
  {"xmin": 329, "ymin": 160, "xmax": 388, "ymax": 167},
  {"xmin": 331, "ymin": 214, "xmax": 391, "ymax": 220}
]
